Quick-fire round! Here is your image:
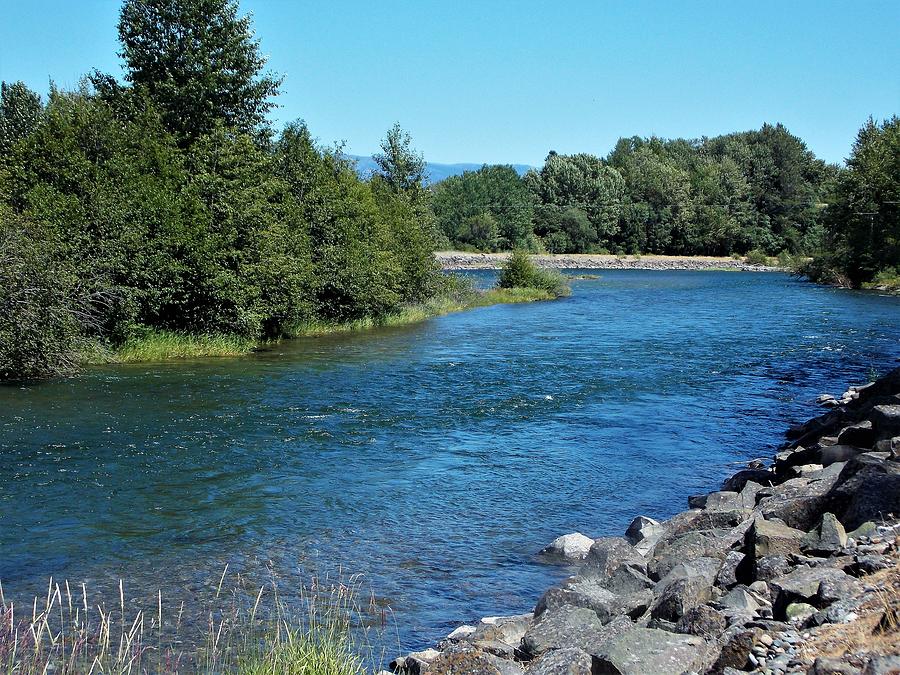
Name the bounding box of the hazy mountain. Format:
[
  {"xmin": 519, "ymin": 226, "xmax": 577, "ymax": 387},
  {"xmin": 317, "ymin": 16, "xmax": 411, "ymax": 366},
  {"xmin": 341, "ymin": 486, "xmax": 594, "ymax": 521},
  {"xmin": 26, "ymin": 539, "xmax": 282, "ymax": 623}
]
[{"xmin": 348, "ymin": 155, "xmax": 533, "ymax": 185}]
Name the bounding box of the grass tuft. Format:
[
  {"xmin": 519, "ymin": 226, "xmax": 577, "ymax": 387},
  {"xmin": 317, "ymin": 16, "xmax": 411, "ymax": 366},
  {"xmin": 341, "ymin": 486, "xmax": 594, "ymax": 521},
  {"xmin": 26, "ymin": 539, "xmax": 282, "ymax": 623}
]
[
  {"xmin": 0, "ymin": 572, "xmax": 385, "ymax": 674},
  {"xmin": 286, "ymin": 287, "xmax": 558, "ymax": 338},
  {"xmin": 93, "ymin": 331, "xmax": 259, "ymax": 364}
]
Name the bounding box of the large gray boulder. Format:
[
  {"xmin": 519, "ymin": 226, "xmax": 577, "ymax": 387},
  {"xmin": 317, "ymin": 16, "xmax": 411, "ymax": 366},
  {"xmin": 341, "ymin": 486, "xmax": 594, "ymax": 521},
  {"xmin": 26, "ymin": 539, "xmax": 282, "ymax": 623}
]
[
  {"xmin": 521, "ymin": 608, "xmax": 632, "ymax": 659},
  {"xmin": 466, "ymin": 614, "xmax": 532, "ymax": 654},
  {"xmin": 741, "ymin": 518, "xmax": 805, "ymax": 582},
  {"xmin": 752, "ymin": 555, "xmax": 794, "ymax": 582},
  {"xmin": 392, "ymin": 649, "xmax": 441, "ymax": 674},
  {"xmin": 582, "ymin": 538, "xmax": 646, "ymax": 578},
  {"xmin": 535, "ymin": 575, "xmax": 651, "ymax": 621},
  {"xmin": 746, "ymin": 518, "xmax": 806, "ymax": 558},
  {"xmin": 709, "ymin": 627, "xmax": 762, "ymax": 673},
  {"xmin": 422, "ymin": 645, "xmax": 523, "ymax": 675},
  {"xmin": 769, "ymin": 566, "xmax": 860, "ymax": 620},
  {"xmin": 837, "ymin": 420, "xmax": 876, "ymax": 448},
  {"xmin": 863, "ymin": 655, "xmax": 900, "ymax": 675},
  {"xmin": 826, "ymin": 454, "xmax": 900, "ymax": 530},
  {"xmin": 721, "ymin": 469, "xmax": 774, "ymax": 492},
  {"xmin": 816, "ymin": 570, "xmax": 865, "ymax": 606},
  {"xmin": 715, "ymin": 550, "xmax": 746, "ymax": 589},
  {"xmin": 717, "ymin": 586, "xmax": 768, "ymax": 613},
  {"xmin": 674, "ymin": 605, "xmax": 727, "ymax": 638},
  {"xmin": 661, "ymin": 508, "xmax": 753, "ymax": 541},
  {"xmin": 523, "ymin": 647, "xmax": 593, "ymax": 675},
  {"xmin": 872, "ymin": 404, "xmax": 900, "ymax": 440},
  {"xmin": 591, "ymin": 627, "xmax": 708, "ymax": 675},
  {"xmin": 650, "ymin": 575, "xmax": 713, "ymax": 622},
  {"xmin": 819, "ymin": 444, "xmax": 869, "ymax": 466},
  {"xmin": 703, "ymin": 490, "xmax": 757, "ymax": 513},
  {"xmin": 648, "ymin": 530, "xmax": 731, "ymax": 580},
  {"xmin": 538, "ymin": 532, "xmax": 595, "ymax": 563},
  {"xmin": 650, "ymin": 558, "xmax": 720, "ymax": 622},
  {"xmin": 809, "ymin": 656, "xmax": 861, "ymax": 675},
  {"xmin": 801, "ymin": 512, "xmax": 848, "ymax": 555},
  {"xmin": 756, "ymin": 478, "xmax": 834, "ymax": 531},
  {"xmin": 624, "ymin": 516, "xmax": 664, "ymax": 554},
  {"xmin": 661, "ymin": 556, "xmax": 722, "ymax": 586}
]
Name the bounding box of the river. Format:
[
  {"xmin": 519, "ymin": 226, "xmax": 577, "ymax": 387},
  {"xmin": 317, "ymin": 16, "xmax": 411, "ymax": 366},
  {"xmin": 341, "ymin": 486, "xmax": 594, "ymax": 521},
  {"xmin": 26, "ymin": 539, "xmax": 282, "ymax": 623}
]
[{"xmin": 1, "ymin": 271, "xmax": 898, "ymax": 653}]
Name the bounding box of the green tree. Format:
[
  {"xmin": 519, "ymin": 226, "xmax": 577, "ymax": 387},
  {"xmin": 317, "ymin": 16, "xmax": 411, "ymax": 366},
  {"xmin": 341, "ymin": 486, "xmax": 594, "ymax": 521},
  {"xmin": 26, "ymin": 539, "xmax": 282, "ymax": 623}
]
[
  {"xmin": 460, "ymin": 212, "xmax": 501, "ymax": 251},
  {"xmin": 430, "ymin": 164, "xmax": 533, "ymax": 250},
  {"xmin": 372, "ymin": 123, "xmax": 447, "ymax": 250},
  {"xmin": 825, "ymin": 116, "xmax": 900, "ymax": 284},
  {"xmin": 525, "ymin": 151, "xmax": 624, "ymax": 249},
  {"xmin": 608, "ymin": 139, "xmax": 693, "ymax": 254},
  {"xmin": 117, "ymin": 0, "xmax": 281, "ymax": 143},
  {"xmin": 557, "ymin": 207, "xmax": 595, "ymax": 253},
  {"xmin": 702, "ymin": 124, "xmax": 830, "ymax": 253},
  {"xmin": 374, "ymin": 122, "xmax": 427, "ymax": 195},
  {"xmin": 0, "ymin": 81, "xmax": 43, "ymax": 157}
]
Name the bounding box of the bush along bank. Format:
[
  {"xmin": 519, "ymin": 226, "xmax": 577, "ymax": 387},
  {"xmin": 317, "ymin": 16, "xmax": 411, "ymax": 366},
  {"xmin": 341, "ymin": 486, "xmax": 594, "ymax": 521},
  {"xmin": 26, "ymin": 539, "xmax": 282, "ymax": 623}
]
[
  {"xmin": 81, "ymin": 279, "xmax": 565, "ymax": 366},
  {"xmin": 390, "ymin": 369, "xmax": 900, "ymax": 675}
]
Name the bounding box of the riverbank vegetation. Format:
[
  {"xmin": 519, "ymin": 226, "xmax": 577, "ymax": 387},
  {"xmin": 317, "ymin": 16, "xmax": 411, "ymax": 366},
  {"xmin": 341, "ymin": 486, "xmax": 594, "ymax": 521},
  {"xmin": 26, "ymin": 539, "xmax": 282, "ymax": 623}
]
[
  {"xmin": 797, "ymin": 116, "xmax": 899, "ymax": 291},
  {"xmin": 498, "ymin": 250, "xmax": 570, "ymax": 297},
  {"xmin": 0, "ymin": 573, "xmax": 379, "ymax": 674},
  {"xmin": 432, "ymin": 125, "xmax": 837, "ymax": 258},
  {"xmin": 77, "ymin": 274, "xmax": 564, "ymax": 364},
  {"xmin": 0, "ymin": 0, "xmax": 563, "ymax": 381},
  {"xmin": 428, "ymin": 120, "xmax": 898, "ymax": 291},
  {"xmin": 2, "ymin": 1, "xmax": 894, "ymax": 381}
]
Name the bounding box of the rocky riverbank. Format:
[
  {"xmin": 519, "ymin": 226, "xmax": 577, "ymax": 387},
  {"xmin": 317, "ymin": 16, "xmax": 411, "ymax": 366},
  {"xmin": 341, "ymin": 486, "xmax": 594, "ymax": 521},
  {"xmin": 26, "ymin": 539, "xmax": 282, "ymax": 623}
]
[
  {"xmin": 389, "ymin": 369, "xmax": 900, "ymax": 675},
  {"xmin": 436, "ymin": 251, "xmax": 782, "ymax": 273}
]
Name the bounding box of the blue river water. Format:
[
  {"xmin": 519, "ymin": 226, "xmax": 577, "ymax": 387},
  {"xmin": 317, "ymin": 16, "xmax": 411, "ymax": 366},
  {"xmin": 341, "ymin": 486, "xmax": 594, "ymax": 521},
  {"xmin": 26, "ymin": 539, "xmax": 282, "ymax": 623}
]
[{"xmin": 1, "ymin": 271, "xmax": 899, "ymax": 654}]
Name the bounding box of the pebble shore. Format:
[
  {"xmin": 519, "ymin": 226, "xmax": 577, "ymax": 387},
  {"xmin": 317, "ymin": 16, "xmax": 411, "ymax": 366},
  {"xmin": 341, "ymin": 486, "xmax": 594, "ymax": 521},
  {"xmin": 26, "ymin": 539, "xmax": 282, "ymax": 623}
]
[{"xmin": 436, "ymin": 251, "xmax": 782, "ymax": 273}]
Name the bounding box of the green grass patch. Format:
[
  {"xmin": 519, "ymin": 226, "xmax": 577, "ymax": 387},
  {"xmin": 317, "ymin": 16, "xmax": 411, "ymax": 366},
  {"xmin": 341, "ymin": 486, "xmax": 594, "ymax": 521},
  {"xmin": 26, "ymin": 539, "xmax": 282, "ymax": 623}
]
[
  {"xmin": 101, "ymin": 330, "xmax": 258, "ymax": 364},
  {"xmin": 862, "ymin": 268, "xmax": 900, "ymax": 293},
  {"xmin": 290, "ymin": 287, "xmax": 557, "ymax": 337}
]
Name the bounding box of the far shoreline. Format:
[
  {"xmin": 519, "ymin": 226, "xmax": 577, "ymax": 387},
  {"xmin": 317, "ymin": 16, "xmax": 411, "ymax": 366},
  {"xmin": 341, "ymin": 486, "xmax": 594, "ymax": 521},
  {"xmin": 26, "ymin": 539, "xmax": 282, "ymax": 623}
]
[{"xmin": 436, "ymin": 251, "xmax": 783, "ymax": 273}]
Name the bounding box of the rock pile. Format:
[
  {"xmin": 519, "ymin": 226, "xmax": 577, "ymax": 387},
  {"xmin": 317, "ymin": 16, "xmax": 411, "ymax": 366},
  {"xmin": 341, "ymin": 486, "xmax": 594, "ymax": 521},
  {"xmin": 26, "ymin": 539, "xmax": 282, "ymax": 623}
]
[{"xmin": 389, "ymin": 368, "xmax": 900, "ymax": 675}]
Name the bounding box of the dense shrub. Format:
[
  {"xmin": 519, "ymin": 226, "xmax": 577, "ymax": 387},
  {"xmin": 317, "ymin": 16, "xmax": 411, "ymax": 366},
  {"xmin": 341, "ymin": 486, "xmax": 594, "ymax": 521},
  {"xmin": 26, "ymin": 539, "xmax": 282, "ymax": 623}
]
[
  {"xmin": 0, "ymin": 216, "xmax": 105, "ymax": 379},
  {"xmin": 497, "ymin": 250, "xmax": 569, "ymax": 297},
  {"xmin": 744, "ymin": 249, "xmax": 771, "ymax": 266}
]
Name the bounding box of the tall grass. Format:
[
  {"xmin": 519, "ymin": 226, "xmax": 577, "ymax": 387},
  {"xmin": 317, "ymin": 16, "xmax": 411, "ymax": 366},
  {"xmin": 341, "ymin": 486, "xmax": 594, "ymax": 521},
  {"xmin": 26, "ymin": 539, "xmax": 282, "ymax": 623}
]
[
  {"xmin": 289, "ymin": 287, "xmax": 555, "ymax": 337},
  {"xmin": 0, "ymin": 571, "xmax": 388, "ymax": 674},
  {"xmin": 93, "ymin": 331, "xmax": 258, "ymax": 364}
]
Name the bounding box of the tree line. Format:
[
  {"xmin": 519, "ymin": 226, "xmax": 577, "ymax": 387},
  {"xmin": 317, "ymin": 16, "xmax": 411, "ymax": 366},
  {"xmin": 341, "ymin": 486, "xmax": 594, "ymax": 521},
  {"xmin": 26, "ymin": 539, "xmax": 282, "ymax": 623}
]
[
  {"xmin": 2, "ymin": 0, "xmax": 896, "ymax": 380},
  {"xmin": 0, "ymin": 0, "xmax": 448, "ymax": 380},
  {"xmin": 430, "ymin": 120, "xmax": 898, "ymax": 283}
]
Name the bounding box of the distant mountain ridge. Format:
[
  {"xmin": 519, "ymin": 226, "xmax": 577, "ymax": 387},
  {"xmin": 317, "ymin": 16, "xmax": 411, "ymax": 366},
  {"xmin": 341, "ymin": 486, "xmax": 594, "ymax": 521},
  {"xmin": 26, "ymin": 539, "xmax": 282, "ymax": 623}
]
[{"xmin": 347, "ymin": 155, "xmax": 533, "ymax": 185}]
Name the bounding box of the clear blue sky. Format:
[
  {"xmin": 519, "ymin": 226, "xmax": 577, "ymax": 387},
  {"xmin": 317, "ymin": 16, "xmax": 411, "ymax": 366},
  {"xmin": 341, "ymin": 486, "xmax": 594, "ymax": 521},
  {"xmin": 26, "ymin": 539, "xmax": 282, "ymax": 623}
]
[{"xmin": 1, "ymin": 0, "xmax": 897, "ymax": 166}]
